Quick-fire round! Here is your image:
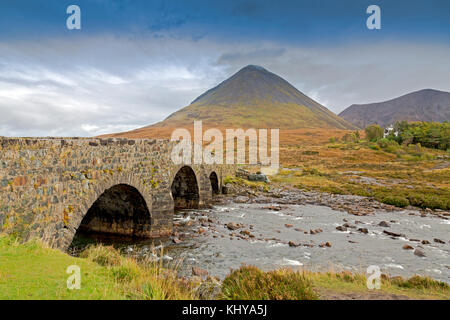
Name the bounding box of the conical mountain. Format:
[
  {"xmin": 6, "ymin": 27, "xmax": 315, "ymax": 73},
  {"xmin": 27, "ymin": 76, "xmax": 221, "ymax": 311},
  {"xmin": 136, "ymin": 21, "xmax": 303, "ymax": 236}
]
[{"xmin": 152, "ymin": 65, "xmax": 355, "ymax": 129}]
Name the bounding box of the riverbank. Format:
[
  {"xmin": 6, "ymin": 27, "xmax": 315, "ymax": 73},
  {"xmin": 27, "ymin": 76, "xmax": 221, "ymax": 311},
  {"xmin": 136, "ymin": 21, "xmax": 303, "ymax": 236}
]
[
  {"xmin": 222, "ymin": 176, "xmax": 450, "ymax": 219},
  {"xmin": 0, "ymin": 235, "xmax": 448, "ymax": 300}
]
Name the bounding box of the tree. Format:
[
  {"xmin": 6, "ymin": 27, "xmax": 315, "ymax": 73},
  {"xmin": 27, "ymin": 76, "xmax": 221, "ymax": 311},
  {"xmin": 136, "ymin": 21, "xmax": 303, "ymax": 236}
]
[{"xmin": 365, "ymin": 124, "xmax": 384, "ymax": 142}]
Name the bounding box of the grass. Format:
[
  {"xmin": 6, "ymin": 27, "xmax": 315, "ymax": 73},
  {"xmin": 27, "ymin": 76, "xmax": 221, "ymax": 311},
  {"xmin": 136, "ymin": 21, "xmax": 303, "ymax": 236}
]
[
  {"xmin": 0, "ymin": 236, "xmax": 195, "ymax": 300},
  {"xmin": 220, "ymin": 266, "xmax": 449, "ymax": 300},
  {"xmin": 221, "ymin": 265, "xmax": 319, "ymax": 300},
  {"xmin": 308, "ymin": 270, "xmax": 449, "ymax": 300},
  {"xmin": 0, "ymin": 236, "xmax": 448, "ymax": 300},
  {"xmin": 0, "ymin": 236, "xmax": 123, "ymax": 299}
]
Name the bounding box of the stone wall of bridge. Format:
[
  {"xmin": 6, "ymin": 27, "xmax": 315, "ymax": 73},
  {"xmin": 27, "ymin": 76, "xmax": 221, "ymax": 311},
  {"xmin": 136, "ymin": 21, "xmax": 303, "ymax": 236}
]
[{"xmin": 0, "ymin": 137, "xmax": 235, "ymax": 250}]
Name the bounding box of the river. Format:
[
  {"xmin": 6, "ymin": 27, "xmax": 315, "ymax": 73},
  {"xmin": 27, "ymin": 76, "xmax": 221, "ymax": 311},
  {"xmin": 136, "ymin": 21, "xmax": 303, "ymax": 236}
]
[{"xmin": 71, "ymin": 199, "xmax": 450, "ymax": 283}]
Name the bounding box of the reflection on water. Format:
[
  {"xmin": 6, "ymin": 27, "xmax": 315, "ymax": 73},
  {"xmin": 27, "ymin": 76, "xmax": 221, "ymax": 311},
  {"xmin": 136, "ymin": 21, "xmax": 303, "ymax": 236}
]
[{"xmin": 70, "ymin": 202, "xmax": 450, "ymax": 282}]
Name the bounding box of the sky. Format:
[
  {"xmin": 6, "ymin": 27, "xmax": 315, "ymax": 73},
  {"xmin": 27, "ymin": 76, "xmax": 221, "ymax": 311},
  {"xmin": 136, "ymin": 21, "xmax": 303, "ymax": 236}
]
[{"xmin": 0, "ymin": 0, "xmax": 449, "ymax": 136}]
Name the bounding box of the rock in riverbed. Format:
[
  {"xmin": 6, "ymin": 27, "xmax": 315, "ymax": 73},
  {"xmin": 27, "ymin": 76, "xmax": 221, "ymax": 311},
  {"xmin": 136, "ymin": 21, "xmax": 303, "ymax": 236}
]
[
  {"xmin": 319, "ymin": 242, "xmax": 332, "ymax": 248},
  {"xmin": 226, "ymin": 222, "xmax": 241, "ymax": 230},
  {"xmin": 192, "ymin": 266, "xmax": 209, "ymax": 277},
  {"xmin": 378, "ymin": 221, "xmax": 390, "ymax": 227},
  {"xmin": 383, "ymin": 230, "xmax": 405, "ymax": 238},
  {"xmin": 414, "ymin": 248, "xmax": 426, "ymax": 257},
  {"xmin": 288, "ymin": 241, "xmax": 300, "ymax": 247}
]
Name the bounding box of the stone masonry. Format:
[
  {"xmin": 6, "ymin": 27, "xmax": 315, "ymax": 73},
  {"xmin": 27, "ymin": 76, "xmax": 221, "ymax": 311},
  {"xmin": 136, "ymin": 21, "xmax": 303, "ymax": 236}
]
[{"xmin": 0, "ymin": 137, "xmax": 235, "ymax": 250}]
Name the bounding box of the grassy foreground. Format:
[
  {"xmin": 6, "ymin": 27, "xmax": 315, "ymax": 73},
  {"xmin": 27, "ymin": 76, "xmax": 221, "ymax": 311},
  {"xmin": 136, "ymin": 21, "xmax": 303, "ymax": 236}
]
[
  {"xmin": 0, "ymin": 236, "xmax": 195, "ymax": 299},
  {"xmin": 0, "ymin": 235, "xmax": 448, "ymax": 300}
]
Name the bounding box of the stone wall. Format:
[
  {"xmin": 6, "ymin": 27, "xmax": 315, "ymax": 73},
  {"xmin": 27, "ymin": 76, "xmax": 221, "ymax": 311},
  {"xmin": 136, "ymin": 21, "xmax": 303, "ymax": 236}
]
[{"xmin": 0, "ymin": 137, "xmax": 235, "ymax": 250}]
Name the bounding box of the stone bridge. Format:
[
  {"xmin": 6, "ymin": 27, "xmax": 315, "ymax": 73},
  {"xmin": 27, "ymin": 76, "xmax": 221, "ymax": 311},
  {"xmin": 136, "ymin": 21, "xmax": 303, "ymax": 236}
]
[{"xmin": 0, "ymin": 137, "xmax": 235, "ymax": 250}]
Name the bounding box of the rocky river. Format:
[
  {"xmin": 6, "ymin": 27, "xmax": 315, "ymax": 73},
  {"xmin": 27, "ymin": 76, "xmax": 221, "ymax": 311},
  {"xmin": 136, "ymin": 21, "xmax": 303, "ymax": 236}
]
[{"xmin": 72, "ymin": 187, "xmax": 450, "ymax": 283}]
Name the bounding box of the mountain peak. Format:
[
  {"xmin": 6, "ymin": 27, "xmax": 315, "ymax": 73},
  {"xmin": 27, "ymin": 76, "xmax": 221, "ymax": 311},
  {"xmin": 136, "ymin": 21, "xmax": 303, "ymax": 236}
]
[
  {"xmin": 240, "ymin": 64, "xmax": 268, "ymax": 72},
  {"xmin": 190, "ymin": 64, "xmax": 306, "ymax": 106},
  {"xmin": 157, "ymin": 65, "xmax": 355, "ymax": 130}
]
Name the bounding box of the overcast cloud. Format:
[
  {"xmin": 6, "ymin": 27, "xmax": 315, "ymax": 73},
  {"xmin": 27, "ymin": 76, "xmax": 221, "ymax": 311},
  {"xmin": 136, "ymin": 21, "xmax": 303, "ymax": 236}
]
[{"xmin": 1, "ymin": 35, "xmax": 450, "ymax": 137}]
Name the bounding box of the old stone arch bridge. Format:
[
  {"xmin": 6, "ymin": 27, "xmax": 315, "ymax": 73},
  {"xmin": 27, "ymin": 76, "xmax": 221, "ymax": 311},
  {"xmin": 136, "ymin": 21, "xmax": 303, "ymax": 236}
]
[{"xmin": 0, "ymin": 137, "xmax": 235, "ymax": 250}]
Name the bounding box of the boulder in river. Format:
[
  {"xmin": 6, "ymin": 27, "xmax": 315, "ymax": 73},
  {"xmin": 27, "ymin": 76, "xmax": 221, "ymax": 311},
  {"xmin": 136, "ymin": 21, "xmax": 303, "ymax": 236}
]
[
  {"xmin": 378, "ymin": 221, "xmax": 390, "ymax": 227},
  {"xmin": 383, "ymin": 230, "xmax": 405, "ymax": 238},
  {"xmin": 358, "ymin": 228, "xmax": 369, "ymax": 234},
  {"xmin": 192, "ymin": 266, "xmax": 209, "ymax": 277},
  {"xmin": 414, "ymin": 248, "xmax": 426, "ymax": 257},
  {"xmin": 320, "ymin": 242, "xmax": 332, "ymax": 248},
  {"xmin": 434, "ymin": 238, "xmax": 445, "ymax": 244},
  {"xmin": 226, "ymin": 222, "xmax": 241, "ymax": 230},
  {"xmin": 288, "ymin": 241, "xmax": 300, "ymax": 247},
  {"xmin": 421, "ymin": 240, "xmax": 431, "ymax": 245},
  {"xmin": 336, "ymin": 226, "xmax": 347, "ymax": 232},
  {"xmin": 402, "ymin": 244, "xmax": 414, "ymax": 250}
]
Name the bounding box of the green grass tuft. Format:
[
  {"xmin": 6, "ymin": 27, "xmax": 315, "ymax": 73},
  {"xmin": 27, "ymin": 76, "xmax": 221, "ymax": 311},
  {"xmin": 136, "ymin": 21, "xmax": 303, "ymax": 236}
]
[{"xmin": 221, "ymin": 265, "xmax": 319, "ymax": 300}]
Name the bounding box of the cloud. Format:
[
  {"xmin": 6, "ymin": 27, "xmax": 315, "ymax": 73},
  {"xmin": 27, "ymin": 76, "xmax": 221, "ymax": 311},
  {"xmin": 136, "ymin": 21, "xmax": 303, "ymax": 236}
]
[
  {"xmin": 0, "ymin": 35, "xmax": 449, "ymax": 137},
  {"xmin": 214, "ymin": 41, "xmax": 450, "ymax": 112}
]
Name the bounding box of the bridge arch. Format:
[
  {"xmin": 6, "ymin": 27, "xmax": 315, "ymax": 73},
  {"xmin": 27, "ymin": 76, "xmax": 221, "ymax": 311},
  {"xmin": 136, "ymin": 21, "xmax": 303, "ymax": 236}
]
[
  {"xmin": 63, "ymin": 174, "xmax": 152, "ymax": 249},
  {"xmin": 170, "ymin": 165, "xmax": 200, "ymax": 209},
  {"xmin": 209, "ymin": 171, "xmax": 220, "ymax": 195}
]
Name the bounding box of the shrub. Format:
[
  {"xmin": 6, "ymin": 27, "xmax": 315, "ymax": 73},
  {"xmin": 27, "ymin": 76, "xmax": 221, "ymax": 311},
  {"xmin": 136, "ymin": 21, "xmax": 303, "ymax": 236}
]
[
  {"xmin": 328, "ymin": 137, "xmax": 338, "ymax": 143},
  {"xmin": 376, "ymin": 138, "xmax": 402, "ymax": 154},
  {"xmin": 341, "ymin": 132, "xmax": 358, "ymax": 143},
  {"xmin": 302, "ymin": 167, "xmax": 327, "ymax": 177},
  {"xmin": 365, "ymin": 124, "xmax": 384, "ymax": 142},
  {"xmin": 408, "ymin": 193, "xmax": 449, "ymax": 210},
  {"xmin": 222, "ymin": 265, "xmax": 318, "ymax": 300},
  {"xmin": 377, "ymin": 195, "xmax": 409, "ymax": 207}
]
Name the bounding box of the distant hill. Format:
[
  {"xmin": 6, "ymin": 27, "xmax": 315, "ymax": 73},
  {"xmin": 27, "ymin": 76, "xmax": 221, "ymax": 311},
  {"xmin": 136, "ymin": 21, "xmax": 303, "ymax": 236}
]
[
  {"xmin": 110, "ymin": 65, "xmax": 355, "ymax": 139},
  {"xmin": 339, "ymin": 89, "xmax": 450, "ymax": 128}
]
